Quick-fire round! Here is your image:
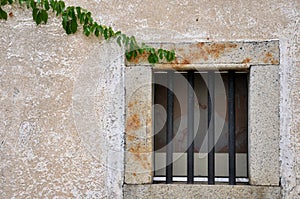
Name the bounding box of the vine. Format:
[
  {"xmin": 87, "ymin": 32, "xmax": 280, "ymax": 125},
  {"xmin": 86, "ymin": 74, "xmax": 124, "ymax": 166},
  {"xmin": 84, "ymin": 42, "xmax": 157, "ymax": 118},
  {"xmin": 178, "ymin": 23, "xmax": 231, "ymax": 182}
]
[{"xmin": 0, "ymin": 0, "xmax": 176, "ymax": 64}]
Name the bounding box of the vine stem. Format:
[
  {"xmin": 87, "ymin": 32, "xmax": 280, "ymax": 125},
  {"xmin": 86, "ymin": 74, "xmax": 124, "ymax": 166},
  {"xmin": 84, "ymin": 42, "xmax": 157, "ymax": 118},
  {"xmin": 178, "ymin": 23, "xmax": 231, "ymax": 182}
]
[{"xmin": 0, "ymin": 0, "xmax": 176, "ymax": 64}]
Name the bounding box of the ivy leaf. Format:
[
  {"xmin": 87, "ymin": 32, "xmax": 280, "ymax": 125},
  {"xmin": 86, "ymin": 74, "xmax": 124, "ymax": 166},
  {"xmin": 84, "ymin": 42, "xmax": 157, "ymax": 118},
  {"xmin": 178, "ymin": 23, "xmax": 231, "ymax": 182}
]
[
  {"xmin": 79, "ymin": 12, "xmax": 85, "ymax": 24},
  {"xmin": 115, "ymin": 31, "xmax": 121, "ymax": 37},
  {"xmin": 30, "ymin": 0, "xmax": 36, "ymax": 9},
  {"xmin": 62, "ymin": 15, "xmax": 68, "ymax": 31},
  {"xmin": 0, "ymin": 7, "xmax": 7, "ymax": 20},
  {"xmin": 103, "ymin": 28, "xmax": 108, "ymax": 39},
  {"xmin": 36, "ymin": 10, "xmax": 42, "ymax": 25},
  {"xmin": 59, "ymin": 1, "xmax": 65, "ymax": 11},
  {"xmin": 8, "ymin": 0, "xmax": 13, "ymax": 4},
  {"xmin": 108, "ymin": 27, "xmax": 114, "ymax": 37},
  {"xmin": 158, "ymin": 49, "xmax": 163, "ymax": 59},
  {"xmin": 49, "ymin": 0, "xmax": 55, "ymax": 11},
  {"xmin": 132, "ymin": 50, "xmax": 137, "ymax": 58},
  {"xmin": 76, "ymin": 6, "xmax": 81, "ymax": 18},
  {"xmin": 138, "ymin": 48, "xmax": 144, "ymax": 55},
  {"xmin": 83, "ymin": 25, "xmax": 90, "ymax": 36},
  {"xmin": 116, "ymin": 36, "xmax": 122, "ymax": 47},
  {"xmin": 44, "ymin": 0, "xmax": 50, "ymax": 11},
  {"xmin": 97, "ymin": 25, "xmax": 103, "ymax": 35},
  {"xmin": 125, "ymin": 51, "xmax": 132, "ymax": 61},
  {"xmin": 95, "ymin": 27, "xmax": 99, "ymax": 37},
  {"xmin": 32, "ymin": 7, "xmax": 38, "ymax": 21},
  {"xmin": 40, "ymin": 9, "xmax": 48, "ymax": 24},
  {"xmin": 65, "ymin": 21, "xmax": 71, "ymax": 34},
  {"xmin": 90, "ymin": 22, "xmax": 97, "ymax": 34},
  {"xmin": 148, "ymin": 53, "xmax": 158, "ymax": 64},
  {"xmin": 70, "ymin": 19, "xmax": 77, "ymax": 33}
]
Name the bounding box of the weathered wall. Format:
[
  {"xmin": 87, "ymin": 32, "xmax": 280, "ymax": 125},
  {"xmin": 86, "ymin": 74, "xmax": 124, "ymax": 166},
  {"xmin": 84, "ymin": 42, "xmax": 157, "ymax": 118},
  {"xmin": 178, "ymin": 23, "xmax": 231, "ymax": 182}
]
[{"xmin": 0, "ymin": 0, "xmax": 299, "ymax": 198}]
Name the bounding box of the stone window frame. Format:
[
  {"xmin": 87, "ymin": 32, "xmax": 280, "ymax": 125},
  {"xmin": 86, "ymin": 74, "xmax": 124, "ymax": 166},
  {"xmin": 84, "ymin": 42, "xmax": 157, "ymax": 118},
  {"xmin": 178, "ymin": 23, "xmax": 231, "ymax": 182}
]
[{"xmin": 124, "ymin": 41, "xmax": 280, "ymax": 197}]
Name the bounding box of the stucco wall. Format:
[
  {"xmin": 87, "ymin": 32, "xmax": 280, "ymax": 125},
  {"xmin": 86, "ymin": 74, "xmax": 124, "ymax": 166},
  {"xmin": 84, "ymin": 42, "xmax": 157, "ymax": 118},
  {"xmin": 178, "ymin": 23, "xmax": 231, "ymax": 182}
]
[{"xmin": 0, "ymin": 0, "xmax": 299, "ymax": 198}]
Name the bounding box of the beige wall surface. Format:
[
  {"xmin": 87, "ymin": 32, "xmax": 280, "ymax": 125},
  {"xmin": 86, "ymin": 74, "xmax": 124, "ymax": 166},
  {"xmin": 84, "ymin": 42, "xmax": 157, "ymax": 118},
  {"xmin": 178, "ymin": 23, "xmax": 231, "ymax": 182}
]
[{"xmin": 0, "ymin": 0, "xmax": 299, "ymax": 198}]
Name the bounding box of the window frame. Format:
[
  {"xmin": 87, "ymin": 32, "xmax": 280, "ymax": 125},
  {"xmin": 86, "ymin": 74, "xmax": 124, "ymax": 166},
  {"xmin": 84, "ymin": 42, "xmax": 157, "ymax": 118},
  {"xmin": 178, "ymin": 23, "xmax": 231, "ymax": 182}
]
[{"xmin": 124, "ymin": 41, "xmax": 280, "ymax": 195}]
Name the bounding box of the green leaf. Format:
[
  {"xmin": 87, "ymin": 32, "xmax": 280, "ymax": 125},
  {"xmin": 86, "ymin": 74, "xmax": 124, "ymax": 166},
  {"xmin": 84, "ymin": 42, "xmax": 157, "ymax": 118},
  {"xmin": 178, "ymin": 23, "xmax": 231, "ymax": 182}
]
[
  {"xmin": 103, "ymin": 28, "xmax": 108, "ymax": 39},
  {"xmin": 90, "ymin": 22, "xmax": 97, "ymax": 33},
  {"xmin": 36, "ymin": 10, "xmax": 42, "ymax": 25},
  {"xmin": 108, "ymin": 27, "xmax": 114, "ymax": 37},
  {"xmin": 132, "ymin": 50, "xmax": 137, "ymax": 58},
  {"xmin": 157, "ymin": 49, "xmax": 163, "ymax": 59},
  {"xmin": 115, "ymin": 31, "xmax": 121, "ymax": 36},
  {"xmin": 116, "ymin": 36, "xmax": 122, "ymax": 47},
  {"xmin": 125, "ymin": 36, "xmax": 129, "ymax": 47},
  {"xmin": 40, "ymin": 9, "xmax": 48, "ymax": 24},
  {"xmin": 62, "ymin": 15, "xmax": 68, "ymax": 30},
  {"xmin": 97, "ymin": 25, "xmax": 103, "ymax": 35},
  {"xmin": 44, "ymin": 0, "xmax": 50, "ymax": 10},
  {"xmin": 79, "ymin": 12, "xmax": 85, "ymax": 24},
  {"xmin": 65, "ymin": 21, "xmax": 71, "ymax": 34},
  {"xmin": 95, "ymin": 27, "xmax": 99, "ymax": 37},
  {"xmin": 59, "ymin": 1, "xmax": 65, "ymax": 11},
  {"xmin": 121, "ymin": 34, "xmax": 126, "ymax": 45},
  {"xmin": 70, "ymin": 19, "xmax": 77, "ymax": 33},
  {"xmin": 8, "ymin": 0, "xmax": 13, "ymax": 4},
  {"xmin": 49, "ymin": 0, "xmax": 55, "ymax": 10},
  {"xmin": 138, "ymin": 48, "xmax": 144, "ymax": 54},
  {"xmin": 148, "ymin": 53, "xmax": 158, "ymax": 64},
  {"xmin": 30, "ymin": 0, "xmax": 36, "ymax": 9},
  {"xmin": 125, "ymin": 51, "xmax": 132, "ymax": 60},
  {"xmin": 32, "ymin": 8, "xmax": 38, "ymax": 21},
  {"xmin": 0, "ymin": 7, "xmax": 7, "ymax": 20},
  {"xmin": 76, "ymin": 6, "xmax": 81, "ymax": 18},
  {"xmin": 83, "ymin": 25, "xmax": 90, "ymax": 36}
]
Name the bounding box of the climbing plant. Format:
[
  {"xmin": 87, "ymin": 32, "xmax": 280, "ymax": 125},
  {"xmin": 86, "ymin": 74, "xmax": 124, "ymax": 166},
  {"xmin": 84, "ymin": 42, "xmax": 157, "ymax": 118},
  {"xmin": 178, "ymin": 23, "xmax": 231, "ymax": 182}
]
[{"xmin": 0, "ymin": 0, "xmax": 176, "ymax": 64}]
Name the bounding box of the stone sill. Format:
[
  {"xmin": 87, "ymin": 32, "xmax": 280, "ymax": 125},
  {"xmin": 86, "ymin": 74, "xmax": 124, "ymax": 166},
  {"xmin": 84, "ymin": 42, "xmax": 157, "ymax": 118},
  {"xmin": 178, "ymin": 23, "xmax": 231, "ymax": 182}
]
[{"xmin": 124, "ymin": 184, "xmax": 281, "ymax": 199}]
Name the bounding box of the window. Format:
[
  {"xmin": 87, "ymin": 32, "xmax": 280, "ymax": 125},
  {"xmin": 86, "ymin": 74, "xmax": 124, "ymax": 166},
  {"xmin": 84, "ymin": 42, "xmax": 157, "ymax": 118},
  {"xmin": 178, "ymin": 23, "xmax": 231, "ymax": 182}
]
[
  {"xmin": 124, "ymin": 41, "xmax": 280, "ymax": 197},
  {"xmin": 153, "ymin": 70, "xmax": 248, "ymax": 184}
]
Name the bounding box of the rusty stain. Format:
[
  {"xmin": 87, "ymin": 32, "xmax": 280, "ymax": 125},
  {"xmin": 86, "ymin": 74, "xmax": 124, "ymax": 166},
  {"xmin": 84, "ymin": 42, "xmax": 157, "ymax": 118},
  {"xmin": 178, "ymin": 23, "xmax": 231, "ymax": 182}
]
[
  {"xmin": 127, "ymin": 134, "xmax": 135, "ymax": 141},
  {"xmin": 128, "ymin": 144, "xmax": 150, "ymax": 169},
  {"xmin": 132, "ymin": 173, "xmax": 137, "ymax": 176},
  {"xmin": 128, "ymin": 144, "xmax": 150, "ymax": 153},
  {"xmin": 197, "ymin": 42, "xmax": 205, "ymax": 48},
  {"xmin": 263, "ymin": 52, "xmax": 279, "ymax": 65},
  {"xmin": 181, "ymin": 59, "xmax": 190, "ymax": 64},
  {"xmin": 242, "ymin": 58, "xmax": 251, "ymax": 64},
  {"xmin": 126, "ymin": 114, "xmax": 141, "ymax": 131},
  {"xmin": 128, "ymin": 100, "xmax": 138, "ymax": 108},
  {"xmin": 204, "ymin": 43, "xmax": 238, "ymax": 59}
]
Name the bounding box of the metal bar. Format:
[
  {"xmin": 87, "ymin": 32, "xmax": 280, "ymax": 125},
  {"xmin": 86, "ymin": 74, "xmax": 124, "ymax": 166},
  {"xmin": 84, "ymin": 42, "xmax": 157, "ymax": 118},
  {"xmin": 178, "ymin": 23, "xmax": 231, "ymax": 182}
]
[
  {"xmin": 187, "ymin": 71, "xmax": 195, "ymax": 184},
  {"xmin": 166, "ymin": 71, "xmax": 174, "ymax": 184},
  {"xmin": 207, "ymin": 71, "xmax": 215, "ymax": 184},
  {"xmin": 228, "ymin": 71, "xmax": 236, "ymax": 185}
]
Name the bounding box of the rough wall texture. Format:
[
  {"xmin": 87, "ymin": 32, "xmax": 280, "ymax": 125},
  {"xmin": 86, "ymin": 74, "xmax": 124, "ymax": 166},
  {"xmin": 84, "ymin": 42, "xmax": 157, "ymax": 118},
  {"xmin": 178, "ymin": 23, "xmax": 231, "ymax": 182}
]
[{"xmin": 0, "ymin": 0, "xmax": 299, "ymax": 198}]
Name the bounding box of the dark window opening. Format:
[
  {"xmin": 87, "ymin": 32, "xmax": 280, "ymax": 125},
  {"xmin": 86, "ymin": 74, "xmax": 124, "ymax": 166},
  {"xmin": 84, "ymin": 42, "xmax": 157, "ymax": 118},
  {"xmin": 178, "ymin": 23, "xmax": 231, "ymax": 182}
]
[{"xmin": 153, "ymin": 70, "xmax": 248, "ymax": 185}]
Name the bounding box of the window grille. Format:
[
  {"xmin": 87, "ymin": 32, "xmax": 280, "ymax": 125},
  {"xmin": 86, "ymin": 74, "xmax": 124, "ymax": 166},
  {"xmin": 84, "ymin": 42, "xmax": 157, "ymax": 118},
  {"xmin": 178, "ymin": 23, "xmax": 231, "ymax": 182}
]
[{"xmin": 153, "ymin": 70, "xmax": 248, "ymax": 185}]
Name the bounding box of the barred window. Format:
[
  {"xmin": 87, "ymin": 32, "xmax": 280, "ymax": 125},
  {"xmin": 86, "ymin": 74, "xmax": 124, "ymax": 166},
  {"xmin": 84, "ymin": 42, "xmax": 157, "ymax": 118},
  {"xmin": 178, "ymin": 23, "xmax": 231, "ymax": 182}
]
[{"xmin": 153, "ymin": 70, "xmax": 248, "ymax": 185}]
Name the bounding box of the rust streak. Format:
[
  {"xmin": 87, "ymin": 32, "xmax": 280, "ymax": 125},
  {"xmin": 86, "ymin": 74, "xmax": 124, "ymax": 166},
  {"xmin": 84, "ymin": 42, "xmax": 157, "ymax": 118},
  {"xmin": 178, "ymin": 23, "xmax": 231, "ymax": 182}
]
[
  {"xmin": 128, "ymin": 144, "xmax": 150, "ymax": 169},
  {"xmin": 127, "ymin": 134, "xmax": 135, "ymax": 141},
  {"xmin": 263, "ymin": 52, "xmax": 279, "ymax": 64},
  {"xmin": 204, "ymin": 43, "xmax": 238, "ymax": 59},
  {"xmin": 126, "ymin": 114, "xmax": 141, "ymax": 131},
  {"xmin": 242, "ymin": 58, "xmax": 251, "ymax": 64},
  {"xmin": 128, "ymin": 100, "xmax": 137, "ymax": 108}
]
